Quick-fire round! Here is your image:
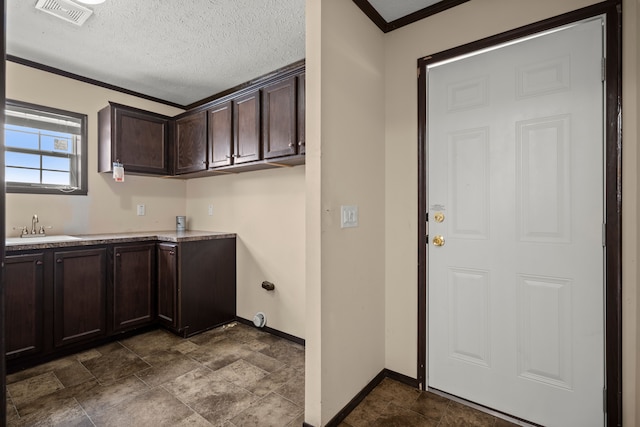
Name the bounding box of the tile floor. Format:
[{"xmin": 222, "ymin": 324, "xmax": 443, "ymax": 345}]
[
  {"xmin": 340, "ymin": 378, "xmax": 520, "ymax": 427},
  {"xmin": 6, "ymin": 322, "xmax": 305, "ymax": 426},
  {"xmin": 5, "ymin": 322, "xmax": 520, "ymax": 427}
]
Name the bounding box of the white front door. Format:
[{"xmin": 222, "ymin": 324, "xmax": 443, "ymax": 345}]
[{"xmin": 427, "ymin": 17, "xmax": 605, "ymax": 427}]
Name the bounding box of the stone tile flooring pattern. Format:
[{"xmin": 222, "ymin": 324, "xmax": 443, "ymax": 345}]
[
  {"xmin": 340, "ymin": 378, "xmax": 521, "ymax": 427},
  {"xmin": 6, "ymin": 322, "xmax": 521, "ymax": 427},
  {"xmin": 6, "ymin": 323, "xmax": 305, "ymax": 426}
]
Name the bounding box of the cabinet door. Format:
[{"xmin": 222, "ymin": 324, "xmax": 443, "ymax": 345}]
[
  {"xmin": 208, "ymin": 101, "xmax": 233, "ymax": 168},
  {"xmin": 114, "ymin": 106, "xmax": 169, "ymax": 174},
  {"xmin": 262, "ymin": 77, "xmax": 297, "ymax": 159},
  {"xmin": 112, "ymin": 243, "xmax": 156, "ymax": 333},
  {"xmin": 297, "ymin": 73, "xmax": 306, "ymax": 155},
  {"xmin": 174, "ymin": 111, "xmax": 207, "ymax": 174},
  {"xmin": 180, "ymin": 238, "xmax": 236, "ymax": 336},
  {"xmin": 233, "ymin": 90, "xmax": 261, "ymax": 164},
  {"xmin": 5, "ymin": 253, "xmax": 44, "ymax": 359},
  {"xmin": 53, "ymin": 248, "xmax": 107, "ymax": 348},
  {"xmin": 157, "ymin": 243, "xmax": 178, "ymax": 329}
]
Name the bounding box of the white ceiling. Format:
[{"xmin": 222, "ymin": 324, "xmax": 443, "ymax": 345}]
[
  {"xmin": 368, "ymin": 0, "xmax": 444, "ymax": 23},
  {"xmin": 7, "ymin": 1, "xmax": 448, "ymax": 107},
  {"xmin": 7, "ymin": 0, "xmax": 306, "ymax": 106}
]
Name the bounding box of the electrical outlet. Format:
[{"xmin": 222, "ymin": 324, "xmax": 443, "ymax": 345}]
[
  {"xmin": 137, "ymin": 204, "xmax": 145, "ymax": 216},
  {"xmin": 208, "ymin": 204, "xmax": 213, "ymax": 216},
  {"xmin": 340, "ymin": 205, "xmax": 358, "ymax": 228}
]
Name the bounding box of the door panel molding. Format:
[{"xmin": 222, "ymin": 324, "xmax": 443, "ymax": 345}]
[{"xmin": 417, "ymin": 2, "xmax": 622, "ymax": 425}]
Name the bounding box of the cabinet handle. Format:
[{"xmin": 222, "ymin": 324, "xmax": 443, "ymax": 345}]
[
  {"xmin": 233, "ymin": 154, "xmax": 240, "ymax": 158},
  {"xmin": 202, "ymin": 160, "xmax": 207, "ymax": 164},
  {"xmin": 169, "ymin": 250, "xmax": 175, "ymax": 256},
  {"xmin": 36, "ymin": 260, "xmax": 43, "ymax": 266},
  {"xmin": 56, "ymin": 258, "xmax": 63, "ymax": 263},
  {"xmin": 288, "ymin": 142, "xmax": 294, "ymax": 147},
  {"xmin": 298, "ymin": 141, "xmax": 305, "ymax": 146},
  {"xmin": 225, "ymin": 155, "xmax": 232, "ymax": 159},
  {"xmin": 116, "ymin": 253, "xmax": 121, "ymax": 257}
]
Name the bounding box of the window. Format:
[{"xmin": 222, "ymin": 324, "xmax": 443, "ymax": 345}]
[{"xmin": 4, "ymin": 100, "xmax": 87, "ymax": 195}]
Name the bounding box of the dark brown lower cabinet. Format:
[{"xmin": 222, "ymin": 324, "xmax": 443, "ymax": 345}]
[
  {"xmin": 6, "ymin": 236, "xmax": 236, "ymax": 367},
  {"xmin": 158, "ymin": 238, "xmax": 236, "ymax": 337},
  {"xmin": 157, "ymin": 243, "xmax": 178, "ymax": 329},
  {"xmin": 112, "ymin": 243, "xmax": 156, "ymax": 333},
  {"xmin": 53, "ymin": 248, "xmax": 107, "ymax": 348},
  {"xmin": 5, "ymin": 253, "xmax": 44, "ymax": 359}
]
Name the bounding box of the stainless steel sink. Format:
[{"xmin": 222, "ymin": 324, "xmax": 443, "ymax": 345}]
[{"xmin": 6, "ymin": 235, "xmax": 82, "ymax": 245}]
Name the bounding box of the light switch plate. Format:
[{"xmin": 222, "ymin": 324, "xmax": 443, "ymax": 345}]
[
  {"xmin": 341, "ymin": 205, "xmax": 358, "ymax": 228},
  {"xmin": 137, "ymin": 204, "xmax": 145, "ymax": 216}
]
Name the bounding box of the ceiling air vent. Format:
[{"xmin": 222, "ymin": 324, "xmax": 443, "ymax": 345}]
[{"xmin": 35, "ymin": 0, "xmax": 93, "ymax": 26}]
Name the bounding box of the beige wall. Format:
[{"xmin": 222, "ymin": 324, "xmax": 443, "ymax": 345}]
[
  {"xmin": 308, "ymin": 0, "xmax": 640, "ymax": 425},
  {"xmin": 5, "ymin": 62, "xmax": 185, "ymax": 235},
  {"xmin": 8, "ymin": 0, "xmax": 640, "ymax": 424},
  {"xmin": 185, "ymin": 166, "xmax": 306, "ymax": 339},
  {"xmin": 5, "ymin": 61, "xmax": 308, "ymax": 344},
  {"xmin": 382, "ymin": 0, "xmax": 639, "ymax": 424},
  {"xmin": 622, "ymin": 0, "xmax": 640, "ymax": 423},
  {"xmin": 305, "ymin": 0, "xmax": 386, "ymax": 424},
  {"xmin": 304, "ymin": 0, "xmax": 323, "ymax": 422}
]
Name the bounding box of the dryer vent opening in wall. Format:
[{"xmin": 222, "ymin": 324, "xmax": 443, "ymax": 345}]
[
  {"xmin": 35, "ymin": 0, "xmax": 93, "ymax": 26},
  {"xmin": 253, "ymin": 312, "xmax": 267, "ymax": 328}
]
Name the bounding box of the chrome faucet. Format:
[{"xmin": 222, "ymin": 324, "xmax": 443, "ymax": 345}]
[
  {"xmin": 14, "ymin": 215, "xmax": 47, "ymax": 238},
  {"xmin": 31, "ymin": 214, "xmax": 39, "ymax": 235}
]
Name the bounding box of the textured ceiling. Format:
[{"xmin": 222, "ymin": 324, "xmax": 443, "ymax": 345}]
[
  {"xmin": 367, "ymin": 0, "xmax": 444, "ymax": 22},
  {"xmin": 7, "ymin": 0, "xmax": 306, "ymax": 106},
  {"xmin": 7, "ymin": 1, "xmax": 452, "ymax": 107}
]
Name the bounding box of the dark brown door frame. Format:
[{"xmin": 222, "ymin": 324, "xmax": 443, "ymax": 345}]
[
  {"xmin": 1, "ymin": 0, "xmax": 7, "ymax": 425},
  {"xmin": 417, "ymin": 2, "xmax": 622, "ymax": 425}
]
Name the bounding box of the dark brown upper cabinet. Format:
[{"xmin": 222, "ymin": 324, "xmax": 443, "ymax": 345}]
[
  {"xmin": 98, "ymin": 63, "xmax": 305, "ymax": 178},
  {"xmin": 298, "ymin": 73, "xmax": 306, "ymax": 155},
  {"xmin": 98, "ymin": 102, "xmax": 170, "ymax": 175},
  {"xmin": 208, "ymin": 101, "xmax": 234, "ymax": 169},
  {"xmin": 262, "ymin": 77, "xmax": 297, "ymax": 159},
  {"xmin": 233, "ymin": 90, "xmax": 261, "ymax": 164},
  {"xmin": 174, "ymin": 110, "xmax": 207, "ymax": 174}
]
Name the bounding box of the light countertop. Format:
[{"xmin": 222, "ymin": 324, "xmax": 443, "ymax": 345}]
[{"xmin": 5, "ymin": 230, "xmax": 236, "ymax": 252}]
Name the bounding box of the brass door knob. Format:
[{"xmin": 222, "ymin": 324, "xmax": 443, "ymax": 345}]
[
  {"xmin": 432, "ymin": 235, "xmax": 445, "ymax": 246},
  {"xmin": 434, "ymin": 212, "xmax": 445, "ymax": 223}
]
